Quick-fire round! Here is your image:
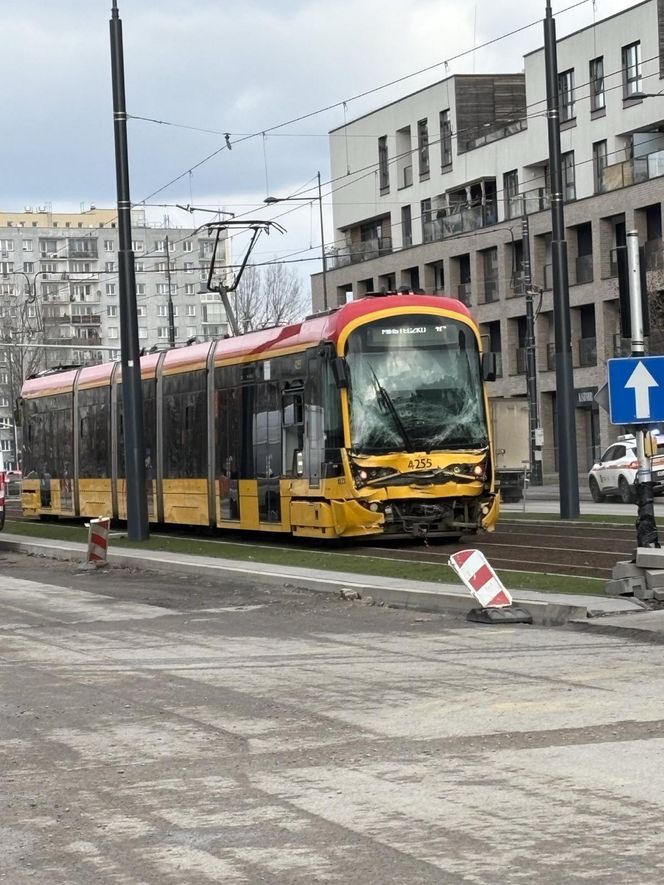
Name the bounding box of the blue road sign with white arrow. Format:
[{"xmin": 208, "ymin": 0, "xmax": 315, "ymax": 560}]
[{"xmin": 607, "ymin": 356, "xmax": 664, "ymax": 424}]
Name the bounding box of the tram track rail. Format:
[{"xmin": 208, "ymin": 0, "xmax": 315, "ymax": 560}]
[{"xmin": 3, "ymin": 501, "xmax": 634, "ymax": 582}]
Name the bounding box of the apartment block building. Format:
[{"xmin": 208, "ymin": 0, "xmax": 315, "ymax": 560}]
[
  {"xmin": 0, "ymin": 206, "xmax": 231, "ymax": 468},
  {"xmin": 312, "ymin": 0, "xmax": 664, "ymax": 478}
]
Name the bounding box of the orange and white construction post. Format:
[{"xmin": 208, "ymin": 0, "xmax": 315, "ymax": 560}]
[{"xmin": 87, "ymin": 517, "xmax": 111, "ymax": 565}]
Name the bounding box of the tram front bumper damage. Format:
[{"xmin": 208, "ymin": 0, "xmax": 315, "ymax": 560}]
[{"xmin": 330, "ymin": 482, "xmax": 499, "ymax": 538}]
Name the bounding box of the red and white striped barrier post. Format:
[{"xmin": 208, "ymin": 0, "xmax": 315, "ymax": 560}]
[
  {"xmin": 86, "ymin": 516, "xmax": 111, "ymax": 565},
  {"xmin": 449, "ymin": 548, "xmax": 532, "ymax": 624}
]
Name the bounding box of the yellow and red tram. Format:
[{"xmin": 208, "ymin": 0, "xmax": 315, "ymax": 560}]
[{"xmin": 20, "ymin": 292, "xmax": 499, "ymax": 539}]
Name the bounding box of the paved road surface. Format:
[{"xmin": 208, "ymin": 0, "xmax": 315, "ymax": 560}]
[{"xmin": 2, "ymin": 552, "xmax": 664, "ymax": 883}]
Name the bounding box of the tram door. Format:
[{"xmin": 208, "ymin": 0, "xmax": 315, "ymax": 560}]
[{"xmin": 255, "ymin": 382, "xmax": 281, "ymax": 523}]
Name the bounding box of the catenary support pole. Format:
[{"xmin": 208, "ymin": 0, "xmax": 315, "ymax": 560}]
[
  {"xmin": 627, "ymin": 230, "xmax": 659, "ymax": 547},
  {"xmin": 317, "ymin": 171, "xmax": 329, "ymax": 311},
  {"xmin": 544, "ymin": 0, "xmax": 579, "ymax": 518},
  {"xmin": 165, "ymin": 235, "xmax": 176, "ymax": 348},
  {"xmin": 110, "ymin": 1, "xmax": 148, "ymax": 541},
  {"xmin": 521, "ymin": 207, "xmax": 542, "ymax": 485}
]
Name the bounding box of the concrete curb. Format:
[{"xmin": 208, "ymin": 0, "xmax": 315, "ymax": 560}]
[{"xmin": 0, "ymin": 535, "xmax": 589, "ymax": 627}]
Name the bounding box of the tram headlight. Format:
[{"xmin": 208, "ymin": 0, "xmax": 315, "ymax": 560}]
[
  {"xmin": 447, "ymin": 460, "xmax": 486, "ymax": 481},
  {"xmin": 351, "ymin": 464, "xmax": 397, "ymax": 488}
]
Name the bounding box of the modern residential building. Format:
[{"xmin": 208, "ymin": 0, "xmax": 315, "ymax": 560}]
[
  {"xmin": 0, "ymin": 205, "xmax": 231, "ymax": 468},
  {"xmin": 312, "ymin": 0, "xmax": 664, "ymax": 478}
]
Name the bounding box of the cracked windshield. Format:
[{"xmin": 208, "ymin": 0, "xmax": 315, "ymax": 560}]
[{"xmin": 346, "ymin": 314, "xmax": 487, "ymax": 454}]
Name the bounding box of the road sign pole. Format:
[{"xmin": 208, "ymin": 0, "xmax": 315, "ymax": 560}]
[{"xmin": 627, "ymin": 230, "xmax": 659, "ymax": 548}]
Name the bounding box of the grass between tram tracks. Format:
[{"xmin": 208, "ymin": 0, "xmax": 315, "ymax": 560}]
[{"xmin": 2, "ymin": 517, "xmax": 610, "ymax": 596}]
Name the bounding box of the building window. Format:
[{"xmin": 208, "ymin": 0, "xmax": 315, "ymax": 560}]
[
  {"xmin": 23, "ymin": 261, "xmax": 34, "ymax": 273},
  {"xmin": 592, "ymin": 140, "xmax": 608, "ymax": 193},
  {"xmin": 421, "ymin": 198, "xmax": 432, "ymax": 242},
  {"xmin": 184, "ymin": 261, "xmax": 194, "ymax": 273},
  {"xmin": 157, "ymin": 326, "xmax": 169, "ymax": 339},
  {"xmin": 622, "ymin": 42, "xmax": 642, "ymax": 98},
  {"xmin": 22, "ymin": 240, "xmax": 33, "ymax": 252},
  {"xmin": 138, "ymin": 327, "xmax": 147, "ymax": 339},
  {"xmin": 187, "ymin": 305, "xmax": 196, "ymax": 316},
  {"xmin": 185, "ymin": 283, "xmax": 195, "ymax": 295},
  {"xmin": 132, "ymin": 240, "xmax": 144, "ymax": 253},
  {"xmin": 439, "ymin": 109, "xmax": 452, "ymax": 169},
  {"xmin": 106, "ymin": 283, "xmax": 116, "ymax": 295},
  {"xmin": 135, "ymin": 261, "xmax": 144, "ymax": 272},
  {"xmin": 401, "ymin": 206, "xmax": 412, "ymax": 248},
  {"xmin": 378, "ymin": 135, "xmax": 389, "ymax": 193},
  {"xmin": 0, "ymin": 239, "xmax": 14, "ymax": 252},
  {"xmin": 137, "ymin": 283, "xmax": 145, "ymax": 295},
  {"xmin": 154, "ymin": 240, "xmax": 167, "ymax": 253},
  {"xmin": 562, "ymin": 151, "xmax": 576, "ymax": 201},
  {"xmin": 417, "ymin": 119, "xmax": 429, "ymax": 178},
  {"xmin": 558, "ymin": 69, "xmax": 575, "ymax": 122},
  {"xmin": 104, "ymin": 239, "xmax": 114, "ymax": 251},
  {"xmin": 590, "ymin": 57, "xmax": 605, "ymax": 111},
  {"xmin": 156, "ymin": 261, "xmax": 167, "ymax": 272},
  {"xmin": 107, "ymin": 305, "xmax": 118, "ymax": 317},
  {"xmin": 137, "ymin": 305, "xmax": 146, "ymax": 317},
  {"xmin": 105, "ymin": 261, "xmax": 115, "ymax": 273},
  {"xmin": 183, "ymin": 241, "xmax": 193, "ymax": 253},
  {"xmin": 504, "ymin": 170, "xmax": 520, "ymax": 219},
  {"xmin": 186, "ymin": 326, "xmax": 197, "ymax": 338},
  {"xmin": 108, "ymin": 327, "xmax": 119, "ymax": 339},
  {"xmin": 157, "ymin": 304, "xmax": 168, "ymax": 316}
]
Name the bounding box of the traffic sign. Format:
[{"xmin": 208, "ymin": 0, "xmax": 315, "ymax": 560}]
[{"xmin": 607, "ymin": 356, "xmax": 664, "ymax": 425}]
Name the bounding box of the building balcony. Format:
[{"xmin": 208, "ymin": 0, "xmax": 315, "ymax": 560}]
[
  {"xmin": 457, "ymin": 283, "xmax": 472, "ymax": 307},
  {"xmin": 599, "ymin": 156, "xmax": 650, "ymax": 193},
  {"xmin": 575, "ymin": 254, "xmax": 594, "ymax": 285},
  {"xmin": 328, "ymin": 237, "xmax": 393, "ymax": 269},
  {"xmin": 483, "ymin": 278, "xmax": 499, "ymax": 303},
  {"xmin": 68, "ymin": 247, "xmax": 98, "ymax": 260},
  {"xmin": 547, "ymin": 342, "xmax": 555, "ymax": 371},
  {"xmin": 578, "ymin": 336, "xmax": 597, "ymax": 367},
  {"xmin": 423, "ymin": 203, "xmax": 498, "ymax": 243},
  {"xmin": 515, "ymin": 347, "xmax": 527, "ymax": 374},
  {"xmin": 644, "ymin": 237, "xmax": 664, "ymax": 271},
  {"xmin": 71, "ymin": 314, "xmax": 101, "ymax": 325},
  {"xmin": 521, "ymin": 187, "xmax": 550, "ymax": 215}
]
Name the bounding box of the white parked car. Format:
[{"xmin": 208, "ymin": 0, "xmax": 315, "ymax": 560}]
[{"xmin": 588, "ymin": 434, "xmax": 664, "ymax": 503}]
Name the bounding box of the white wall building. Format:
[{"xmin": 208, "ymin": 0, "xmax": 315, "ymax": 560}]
[
  {"xmin": 312, "ymin": 0, "xmax": 664, "ymax": 479},
  {"xmin": 0, "ymin": 206, "xmax": 232, "ymax": 468}
]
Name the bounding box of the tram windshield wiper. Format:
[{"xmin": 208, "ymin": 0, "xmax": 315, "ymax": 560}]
[{"xmin": 368, "ymin": 365, "xmax": 414, "ymax": 453}]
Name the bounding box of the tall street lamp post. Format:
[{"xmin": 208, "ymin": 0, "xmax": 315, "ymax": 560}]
[{"xmin": 264, "ymin": 171, "xmax": 329, "ymax": 310}]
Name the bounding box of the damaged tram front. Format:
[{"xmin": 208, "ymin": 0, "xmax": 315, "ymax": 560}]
[{"xmin": 328, "ymin": 296, "xmax": 499, "ymax": 539}]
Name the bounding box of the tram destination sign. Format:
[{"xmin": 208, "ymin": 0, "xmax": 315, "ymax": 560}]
[{"xmin": 607, "ymin": 356, "xmax": 664, "ymax": 425}]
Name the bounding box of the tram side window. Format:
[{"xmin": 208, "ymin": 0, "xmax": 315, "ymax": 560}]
[
  {"xmin": 23, "ymin": 394, "xmax": 73, "ymax": 480},
  {"xmin": 162, "ymin": 370, "xmax": 207, "ymax": 478},
  {"xmin": 217, "ymin": 386, "xmax": 242, "ymax": 480},
  {"xmin": 322, "ymin": 359, "xmax": 344, "ymax": 454},
  {"xmin": 79, "ymin": 387, "xmax": 110, "ymax": 478},
  {"xmin": 143, "ymin": 381, "xmax": 156, "ymax": 481}
]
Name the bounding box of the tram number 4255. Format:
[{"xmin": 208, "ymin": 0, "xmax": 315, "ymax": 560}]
[{"xmin": 407, "ymin": 457, "xmax": 433, "ymax": 470}]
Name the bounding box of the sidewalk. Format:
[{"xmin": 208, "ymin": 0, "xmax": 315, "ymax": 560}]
[{"xmin": 0, "ymin": 532, "xmax": 647, "ymax": 630}]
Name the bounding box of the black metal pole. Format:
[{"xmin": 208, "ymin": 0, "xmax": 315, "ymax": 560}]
[
  {"xmin": 110, "ymin": 1, "xmax": 148, "ymax": 540},
  {"xmin": 544, "ymin": 1, "xmax": 579, "ymax": 518},
  {"xmin": 165, "ymin": 235, "xmax": 176, "ymax": 348},
  {"xmin": 521, "ymin": 209, "xmax": 542, "ymax": 485}
]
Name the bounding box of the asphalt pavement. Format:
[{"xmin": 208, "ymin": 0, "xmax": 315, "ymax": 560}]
[{"xmin": 3, "ymin": 551, "xmax": 664, "ymax": 884}]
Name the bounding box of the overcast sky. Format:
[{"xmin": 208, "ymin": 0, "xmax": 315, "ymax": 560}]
[{"xmin": 0, "ymin": 0, "xmax": 632, "ymax": 284}]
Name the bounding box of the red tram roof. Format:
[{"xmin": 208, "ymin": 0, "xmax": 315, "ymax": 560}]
[{"xmin": 21, "ymin": 293, "xmax": 471, "ymax": 397}]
